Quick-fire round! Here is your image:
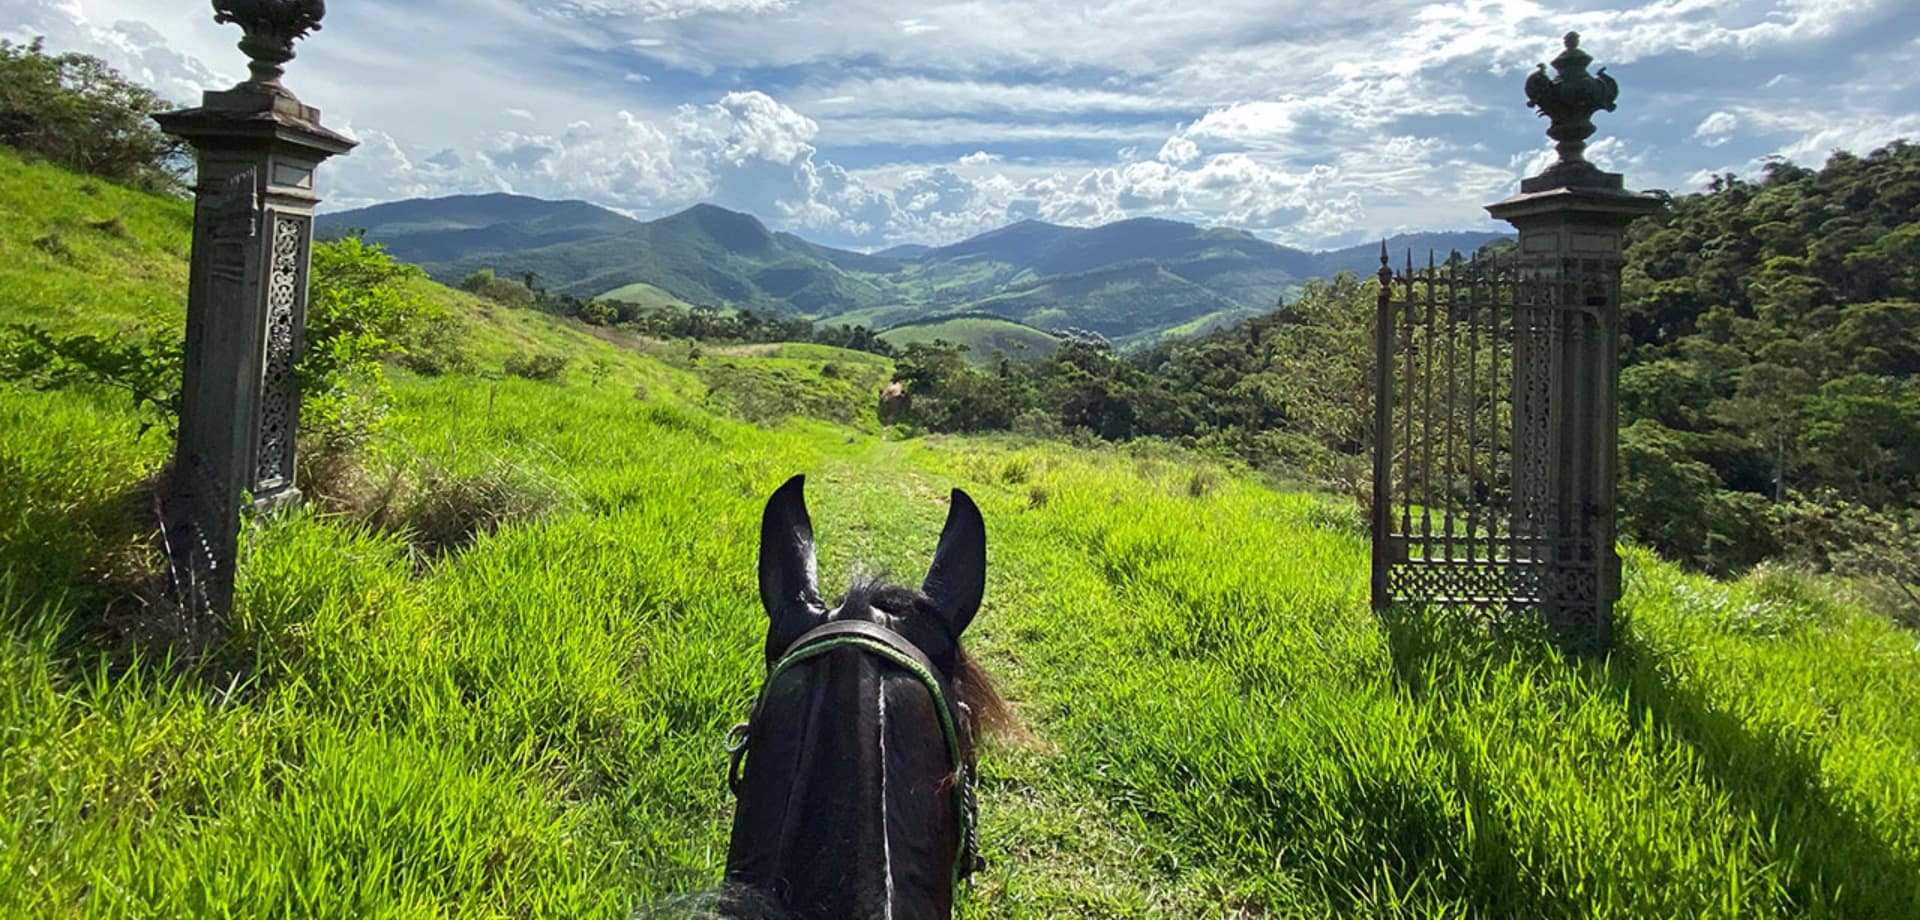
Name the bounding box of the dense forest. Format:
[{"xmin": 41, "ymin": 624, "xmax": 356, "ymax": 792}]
[{"xmin": 1615, "ymin": 146, "xmax": 1919, "ymax": 578}]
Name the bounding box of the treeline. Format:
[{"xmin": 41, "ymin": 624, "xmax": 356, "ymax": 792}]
[
  {"xmin": 458, "ymin": 269, "xmax": 894, "ymax": 356},
  {"xmin": 894, "ymin": 143, "xmax": 1920, "ymax": 606},
  {"xmin": 892, "ymin": 270, "xmax": 1376, "ymax": 491}
]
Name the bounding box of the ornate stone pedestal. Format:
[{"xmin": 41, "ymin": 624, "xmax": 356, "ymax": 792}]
[
  {"xmin": 156, "ymin": 1, "xmax": 353, "ymax": 617},
  {"xmin": 1486, "ymin": 33, "xmax": 1661, "ymax": 646}
]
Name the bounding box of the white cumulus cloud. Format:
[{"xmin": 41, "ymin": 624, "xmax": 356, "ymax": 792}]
[{"xmin": 1694, "ymin": 111, "xmax": 1739, "ymax": 147}]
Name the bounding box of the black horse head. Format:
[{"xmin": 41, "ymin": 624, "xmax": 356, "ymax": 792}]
[{"xmin": 724, "ymin": 475, "xmax": 1006, "ymax": 919}]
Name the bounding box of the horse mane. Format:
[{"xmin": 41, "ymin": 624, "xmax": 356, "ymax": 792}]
[{"xmin": 840, "ymin": 578, "xmax": 1018, "ymax": 748}]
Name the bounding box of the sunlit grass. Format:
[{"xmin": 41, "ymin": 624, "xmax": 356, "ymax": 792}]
[{"xmin": 4, "ymin": 149, "xmax": 1919, "ymax": 916}]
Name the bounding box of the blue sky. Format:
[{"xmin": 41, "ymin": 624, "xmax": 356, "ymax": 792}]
[{"xmin": 6, "ymin": 0, "xmax": 1918, "ymax": 250}]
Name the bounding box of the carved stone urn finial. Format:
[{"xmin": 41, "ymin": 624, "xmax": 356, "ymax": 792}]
[
  {"xmin": 211, "ymin": 0, "xmax": 326, "ymax": 93},
  {"xmin": 1522, "ymin": 31, "xmax": 1621, "ymax": 189}
]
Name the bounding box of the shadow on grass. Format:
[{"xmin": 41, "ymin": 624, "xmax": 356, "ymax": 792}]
[
  {"xmin": 0, "ymin": 469, "xmax": 247, "ymax": 683},
  {"xmin": 1606, "ymin": 628, "xmax": 1920, "ymax": 917},
  {"xmin": 1380, "ymin": 605, "xmax": 1920, "ymax": 917},
  {"xmin": 1376, "ymin": 607, "xmax": 1582, "ymax": 916}
]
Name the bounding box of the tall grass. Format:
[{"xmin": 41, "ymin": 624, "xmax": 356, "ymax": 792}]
[{"xmin": 4, "ymin": 147, "xmax": 1918, "ymax": 916}]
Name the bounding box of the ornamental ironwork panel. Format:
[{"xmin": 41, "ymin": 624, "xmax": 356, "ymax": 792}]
[
  {"xmin": 1369, "ymin": 249, "xmax": 1614, "ymax": 643},
  {"xmin": 255, "ymin": 212, "xmax": 308, "ymax": 493}
]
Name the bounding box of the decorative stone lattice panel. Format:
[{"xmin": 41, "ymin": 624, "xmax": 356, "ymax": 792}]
[{"xmin": 255, "ymin": 213, "xmax": 306, "ymax": 491}]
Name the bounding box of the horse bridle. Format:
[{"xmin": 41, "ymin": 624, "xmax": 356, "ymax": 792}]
[{"xmin": 726, "ymin": 619, "xmax": 983, "ymax": 891}]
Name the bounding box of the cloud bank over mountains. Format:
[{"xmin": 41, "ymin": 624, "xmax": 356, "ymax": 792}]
[{"xmin": 6, "ymin": 0, "xmax": 1917, "ymax": 250}]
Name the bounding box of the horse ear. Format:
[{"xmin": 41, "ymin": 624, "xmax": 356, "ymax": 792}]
[
  {"xmin": 759, "ymin": 475, "xmax": 824, "ymax": 622},
  {"xmin": 922, "ymin": 488, "xmax": 986, "ymax": 636}
]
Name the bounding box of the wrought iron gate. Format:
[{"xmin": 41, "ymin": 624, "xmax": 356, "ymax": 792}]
[{"xmin": 1369, "ymin": 247, "xmax": 1618, "ymax": 647}]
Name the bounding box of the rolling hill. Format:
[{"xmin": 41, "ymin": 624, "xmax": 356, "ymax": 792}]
[
  {"xmin": 321, "ymin": 194, "xmax": 1507, "ymax": 348},
  {"xmin": 876, "ymin": 313, "xmax": 1063, "ymax": 362},
  {"xmin": 963, "ymin": 261, "xmax": 1261, "ymax": 348}
]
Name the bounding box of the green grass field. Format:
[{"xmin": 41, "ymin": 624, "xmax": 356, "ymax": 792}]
[
  {"xmin": 878, "ymin": 314, "xmax": 1063, "ymax": 364},
  {"xmin": 5, "ymin": 150, "xmax": 1920, "ymax": 917},
  {"xmin": 596, "ymin": 281, "xmax": 697, "ymax": 311}
]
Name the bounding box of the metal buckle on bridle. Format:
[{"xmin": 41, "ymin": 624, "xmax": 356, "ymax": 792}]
[
  {"xmin": 955, "ymin": 700, "xmax": 984, "ymax": 879},
  {"xmin": 724, "ymin": 722, "xmax": 752, "ymax": 795}
]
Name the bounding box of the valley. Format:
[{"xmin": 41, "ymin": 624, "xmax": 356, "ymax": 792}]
[{"xmin": 317, "ymin": 194, "xmax": 1507, "ymax": 352}]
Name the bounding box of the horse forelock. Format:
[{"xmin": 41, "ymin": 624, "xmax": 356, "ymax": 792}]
[{"xmin": 834, "ymin": 577, "xmax": 1015, "ymax": 753}]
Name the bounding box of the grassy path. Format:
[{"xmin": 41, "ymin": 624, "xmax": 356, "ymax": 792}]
[
  {"xmin": 5, "ymin": 376, "xmax": 1920, "ymax": 917},
  {"xmin": 805, "ymin": 446, "xmax": 1254, "ymax": 915},
  {"xmin": 823, "ymin": 438, "xmax": 1920, "ymax": 917}
]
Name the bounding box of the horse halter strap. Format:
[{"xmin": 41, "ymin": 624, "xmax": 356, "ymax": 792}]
[{"xmin": 727, "ymin": 619, "xmax": 982, "ymax": 891}]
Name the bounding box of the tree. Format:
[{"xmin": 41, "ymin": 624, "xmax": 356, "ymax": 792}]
[
  {"xmin": 0, "ymin": 37, "xmax": 186, "ymax": 193},
  {"xmin": 1710, "ymin": 362, "xmax": 1814, "ymax": 501},
  {"xmin": 459, "ymin": 269, "xmax": 535, "ymax": 308}
]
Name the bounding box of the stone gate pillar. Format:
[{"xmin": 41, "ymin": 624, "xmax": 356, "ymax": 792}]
[
  {"xmin": 156, "ymin": 1, "xmax": 354, "ymax": 617},
  {"xmin": 1485, "ymin": 33, "xmax": 1660, "ymax": 647}
]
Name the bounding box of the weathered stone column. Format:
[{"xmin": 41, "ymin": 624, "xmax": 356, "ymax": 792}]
[
  {"xmin": 1486, "ymin": 33, "xmax": 1660, "ymax": 647},
  {"xmin": 156, "ymin": 1, "xmax": 354, "ymax": 617}
]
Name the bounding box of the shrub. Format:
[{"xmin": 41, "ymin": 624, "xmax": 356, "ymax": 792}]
[
  {"xmin": 391, "ymin": 456, "xmax": 569, "ymax": 555},
  {"xmin": 504, "ymin": 352, "xmax": 569, "ymax": 382},
  {"xmin": 1011, "ymin": 407, "xmax": 1063, "ymax": 439},
  {"xmin": 586, "ymin": 357, "xmax": 614, "ymax": 387},
  {"xmin": 301, "ymin": 238, "xmax": 443, "ymax": 464},
  {"xmin": 1774, "ymin": 494, "xmax": 1920, "ymax": 626},
  {"xmin": 305, "ymin": 238, "xmax": 436, "ymax": 381},
  {"xmin": 459, "ymin": 269, "xmax": 535, "ymax": 308},
  {"xmin": 579, "ymin": 300, "xmax": 617, "ymax": 326},
  {"xmin": 0, "ymin": 323, "xmax": 181, "ymax": 436},
  {"xmin": 397, "ymin": 312, "xmax": 474, "ymax": 377}
]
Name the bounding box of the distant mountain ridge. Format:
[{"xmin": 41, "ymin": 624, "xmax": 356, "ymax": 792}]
[
  {"xmin": 317, "ymin": 193, "xmax": 640, "ymax": 265},
  {"xmin": 317, "ymin": 194, "xmax": 1507, "ymax": 349}
]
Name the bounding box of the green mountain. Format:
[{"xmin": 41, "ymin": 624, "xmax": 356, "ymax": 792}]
[
  {"xmin": 319, "ymin": 194, "xmax": 1506, "ymax": 347},
  {"xmin": 314, "ymin": 193, "xmax": 641, "ymax": 264},
  {"xmin": 336, "ymin": 202, "xmax": 902, "ymax": 316}
]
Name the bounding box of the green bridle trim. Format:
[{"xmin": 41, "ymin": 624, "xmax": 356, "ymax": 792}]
[{"xmin": 730, "ymin": 629, "xmax": 977, "ymax": 892}]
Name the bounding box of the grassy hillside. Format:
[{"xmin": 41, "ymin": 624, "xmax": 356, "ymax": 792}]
[
  {"xmin": 878, "ymin": 313, "xmax": 1062, "ymax": 364},
  {"xmin": 5, "ymin": 150, "xmax": 1920, "ymax": 917},
  {"xmin": 594, "ymin": 280, "xmax": 697, "ymax": 311},
  {"xmin": 0, "ymin": 151, "xmax": 191, "ymax": 332}
]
